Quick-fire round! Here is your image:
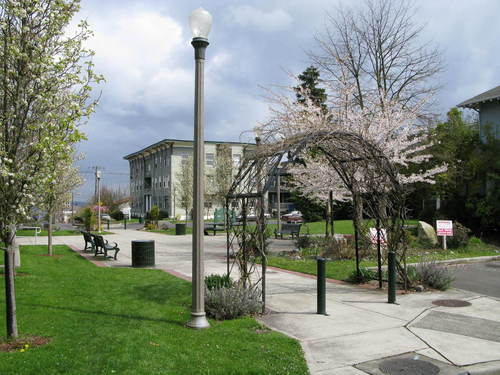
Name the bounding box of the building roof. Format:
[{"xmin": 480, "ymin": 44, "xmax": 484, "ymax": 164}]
[
  {"xmin": 123, "ymin": 138, "xmax": 255, "ymax": 160},
  {"xmin": 457, "ymin": 85, "xmax": 500, "ymax": 109}
]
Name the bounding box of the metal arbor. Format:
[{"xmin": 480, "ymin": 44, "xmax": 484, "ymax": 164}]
[{"xmin": 224, "ymin": 130, "xmax": 411, "ymax": 312}]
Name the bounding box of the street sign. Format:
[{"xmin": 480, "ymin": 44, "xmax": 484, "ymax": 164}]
[{"xmin": 436, "ymin": 220, "xmax": 453, "ymax": 236}]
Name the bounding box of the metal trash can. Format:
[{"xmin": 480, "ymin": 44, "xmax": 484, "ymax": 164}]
[
  {"xmin": 131, "ymin": 240, "xmax": 155, "ymax": 267},
  {"xmin": 175, "ymin": 223, "xmax": 186, "ymax": 235}
]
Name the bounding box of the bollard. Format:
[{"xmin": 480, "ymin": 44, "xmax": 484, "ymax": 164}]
[
  {"xmin": 124, "ymin": 218, "xmax": 127, "ymax": 230},
  {"xmin": 388, "ymin": 251, "xmax": 396, "ymax": 304},
  {"xmin": 107, "ymin": 220, "xmax": 110, "ymax": 230},
  {"xmin": 317, "ymin": 257, "xmax": 327, "ymax": 315}
]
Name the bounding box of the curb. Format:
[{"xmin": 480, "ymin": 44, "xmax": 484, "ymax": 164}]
[
  {"xmin": 367, "ymin": 255, "xmax": 500, "ymax": 271},
  {"xmin": 464, "ymin": 361, "xmax": 500, "ymax": 375}
]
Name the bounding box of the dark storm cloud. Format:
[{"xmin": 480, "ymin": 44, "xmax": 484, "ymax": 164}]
[{"xmin": 73, "ymin": 0, "xmax": 500, "ymax": 199}]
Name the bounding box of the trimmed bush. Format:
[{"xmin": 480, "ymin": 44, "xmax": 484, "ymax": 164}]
[
  {"xmin": 416, "ymin": 261, "xmax": 454, "ymax": 290},
  {"xmin": 295, "ymin": 234, "xmax": 314, "ymax": 250},
  {"xmin": 110, "ymin": 209, "xmax": 124, "ymax": 221},
  {"xmin": 469, "ymin": 236, "xmax": 483, "ymax": 245},
  {"xmin": 347, "ymin": 267, "xmax": 376, "ymax": 284},
  {"xmin": 205, "ymin": 274, "xmax": 233, "ymax": 291},
  {"xmin": 205, "ymin": 285, "xmax": 262, "ymax": 320}
]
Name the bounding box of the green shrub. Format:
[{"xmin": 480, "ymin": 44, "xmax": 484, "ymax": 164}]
[
  {"xmin": 205, "ymin": 285, "xmax": 262, "ymax": 320},
  {"xmin": 416, "ymin": 261, "xmax": 454, "ymax": 290},
  {"xmin": 295, "ymin": 234, "xmax": 314, "ymax": 250},
  {"xmin": 321, "ymin": 235, "xmax": 360, "ymax": 260},
  {"xmin": 144, "ymin": 222, "xmax": 157, "ymax": 230},
  {"xmin": 469, "ymin": 236, "xmax": 483, "ymax": 245},
  {"xmin": 347, "ymin": 267, "xmax": 376, "ymax": 284},
  {"xmin": 204, "ymin": 274, "xmax": 233, "ymax": 291},
  {"xmin": 446, "ymin": 222, "xmax": 470, "ymax": 249},
  {"xmin": 405, "ymin": 265, "xmax": 421, "ymax": 286},
  {"xmin": 81, "ymin": 207, "xmax": 96, "ymax": 231},
  {"xmin": 110, "ymin": 209, "xmax": 124, "ymax": 221}
]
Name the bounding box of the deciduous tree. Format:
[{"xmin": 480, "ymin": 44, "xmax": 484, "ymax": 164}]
[
  {"xmin": 0, "ymin": 0, "xmax": 102, "ymax": 338},
  {"xmin": 176, "ymin": 157, "xmax": 193, "ymax": 221}
]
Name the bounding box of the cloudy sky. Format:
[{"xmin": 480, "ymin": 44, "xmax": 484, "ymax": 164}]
[{"xmin": 74, "ymin": 0, "xmax": 500, "ymax": 201}]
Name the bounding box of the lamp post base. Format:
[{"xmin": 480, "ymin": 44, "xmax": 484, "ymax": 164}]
[{"xmin": 187, "ymin": 312, "xmax": 210, "ymax": 329}]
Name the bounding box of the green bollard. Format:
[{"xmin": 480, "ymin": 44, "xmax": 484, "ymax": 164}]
[
  {"xmin": 317, "ymin": 257, "xmax": 327, "ymax": 315},
  {"xmin": 124, "ymin": 218, "xmax": 127, "ymax": 230},
  {"xmin": 388, "ymin": 251, "xmax": 396, "ymax": 304},
  {"xmin": 107, "ymin": 220, "xmax": 110, "ymax": 230}
]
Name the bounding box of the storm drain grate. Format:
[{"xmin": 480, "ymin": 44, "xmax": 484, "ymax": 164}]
[
  {"xmin": 432, "ymin": 299, "xmax": 471, "ymax": 307},
  {"xmin": 379, "ymin": 358, "xmax": 440, "ymax": 375}
]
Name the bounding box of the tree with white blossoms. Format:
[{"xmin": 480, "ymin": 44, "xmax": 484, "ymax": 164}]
[
  {"xmin": 176, "ymin": 157, "xmax": 193, "ymax": 222},
  {"xmin": 0, "ymin": 0, "xmax": 102, "ymax": 338},
  {"xmin": 40, "ymin": 152, "xmax": 83, "ymax": 256},
  {"xmin": 257, "ymin": 77, "xmax": 446, "ymax": 277}
]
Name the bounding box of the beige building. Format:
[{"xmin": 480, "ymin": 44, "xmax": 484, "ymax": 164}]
[{"xmin": 124, "ymin": 139, "xmax": 253, "ymax": 218}]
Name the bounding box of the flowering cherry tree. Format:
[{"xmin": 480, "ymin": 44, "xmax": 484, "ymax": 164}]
[
  {"xmin": 0, "ymin": 0, "xmax": 102, "ymax": 338},
  {"xmin": 256, "ymin": 74, "xmax": 446, "ymax": 279},
  {"xmin": 40, "ymin": 153, "xmax": 83, "ymax": 256}
]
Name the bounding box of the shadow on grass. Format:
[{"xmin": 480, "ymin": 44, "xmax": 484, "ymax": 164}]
[
  {"xmin": 20, "ymin": 302, "xmax": 186, "ymax": 327},
  {"xmin": 131, "ymin": 283, "xmax": 190, "ymax": 305}
]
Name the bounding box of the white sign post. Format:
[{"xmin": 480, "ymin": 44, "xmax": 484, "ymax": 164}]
[{"xmin": 436, "ymin": 220, "xmax": 453, "ymax": 250}]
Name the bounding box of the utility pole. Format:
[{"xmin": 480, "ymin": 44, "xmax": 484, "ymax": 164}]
[
  {"xmin": 92, "ymin": 166, "xmax": 104, "ymax": 203},
  {"xmin": 96, "ymin": 170, "xmax": 101, "ymax": 233},
  {"xmin": 277, "ymin": 166, "xmax": 281, "ymax": 232}
]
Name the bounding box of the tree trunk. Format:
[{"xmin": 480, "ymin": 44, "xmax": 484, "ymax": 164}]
[
  {"xmin": 352, "ymin": 193, "xmax": 363, "ymax": 276},
  {"xmin": 48, "ymin": 211, "xmax": 53, "ymax": 256},
  {"xmin": 3, "ymin": 232, "xmax": 19, "ymax": 339},
  {"xmin": 325, "ymin": 205, "xmax": 329, "ymax": 237},
  {"xmin": 329, "ymin": 190, "xmax": 335, "ymax": 236}
]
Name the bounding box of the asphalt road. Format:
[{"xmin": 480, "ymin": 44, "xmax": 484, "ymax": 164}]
[{"xmin": 452, "ymin": 261, "xmax": 500, "ymax": 299}]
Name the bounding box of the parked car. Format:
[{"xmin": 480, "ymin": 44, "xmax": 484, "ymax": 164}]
[
  {"xmin": 100, "ymin": 214, "xmax": 111, "ymax": 221},
  {"xmin": 281, "ymin": 210, "xmax": 303, "ymax": 223}
]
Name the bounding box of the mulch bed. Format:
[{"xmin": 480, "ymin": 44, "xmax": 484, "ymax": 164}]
[{"xmin": 0, "ymin": 335, "xmax": 51, "ymax": 353}]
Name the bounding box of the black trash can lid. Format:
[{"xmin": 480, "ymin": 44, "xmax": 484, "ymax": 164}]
[{"xmin": 131, "ymin": 240, "xmax": 155, "ymax": 243}]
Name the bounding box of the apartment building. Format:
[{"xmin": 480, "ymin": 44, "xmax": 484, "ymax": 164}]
[{"xmin": 123, "ymin": 138, "xmax": 254, "ymax": 218}]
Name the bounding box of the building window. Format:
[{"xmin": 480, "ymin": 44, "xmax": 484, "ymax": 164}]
[{"xmin": 206, "ymin": 153, "xmax": 215, "ymax": 167}]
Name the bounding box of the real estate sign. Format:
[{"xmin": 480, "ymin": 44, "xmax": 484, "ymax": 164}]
[{"xmin": 436, "ymin": 220, "xmax": 453, "ymax": 236}]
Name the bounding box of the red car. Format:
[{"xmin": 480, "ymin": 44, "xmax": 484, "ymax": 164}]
[{"xmin": 281, "ymin": 211, "xmax": 303, "ymax": 223}]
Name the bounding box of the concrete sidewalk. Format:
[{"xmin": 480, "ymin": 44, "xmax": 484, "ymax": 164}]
[{"xmin": 17, "ymin": 229, "xmax": 500, "ymax": 375}]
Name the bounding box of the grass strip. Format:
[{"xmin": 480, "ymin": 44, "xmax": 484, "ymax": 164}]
[{"xmin": 0, "ymin": 245, "xmax": 308, "ymax": 375}]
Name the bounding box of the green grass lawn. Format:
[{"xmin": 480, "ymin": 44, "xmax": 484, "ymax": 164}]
[
  {"xmin": 0, "ymin": 245, "xmax": 308, "ymax": 375},
  {"xmin": 267, "ymin": 256, "xmax": 376, "ymax": 281},
  {"xmin": 268, "ymin": 219, "xmax": 419, "ymax": 235},
  {"xmin": 267, "ymin": 241, "xmax": 500, "ymax": 281}
]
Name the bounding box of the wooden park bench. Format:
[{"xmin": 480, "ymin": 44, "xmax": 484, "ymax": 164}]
[
  {"xmin": 92, "ymin": 234, "xmax": 120, "ymax": 260},
  {"xmin": 204, "ymin": 222, "xmax": 226, "ymax": 236},
  {"xmin": 274, "ymin": 223, "xmax": 301, "ymax": 239}
]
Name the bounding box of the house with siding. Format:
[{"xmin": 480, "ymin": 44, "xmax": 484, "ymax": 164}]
[{"xmin": 458, "ymin": 85, "xmax": 500, "ymax": 140}]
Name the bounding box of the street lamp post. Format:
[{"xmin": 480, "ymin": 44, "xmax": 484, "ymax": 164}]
[{"xmin": 187, "ymin": 7, "xmax": 212, "ymax": 329}]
